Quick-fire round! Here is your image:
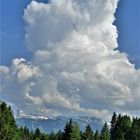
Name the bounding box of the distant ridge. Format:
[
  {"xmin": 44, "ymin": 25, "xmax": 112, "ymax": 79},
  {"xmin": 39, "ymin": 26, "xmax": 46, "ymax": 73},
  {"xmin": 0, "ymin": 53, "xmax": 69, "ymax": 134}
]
[{"xmin": 16, "ymin": 115, "xmax": 103, "ymax": 133}]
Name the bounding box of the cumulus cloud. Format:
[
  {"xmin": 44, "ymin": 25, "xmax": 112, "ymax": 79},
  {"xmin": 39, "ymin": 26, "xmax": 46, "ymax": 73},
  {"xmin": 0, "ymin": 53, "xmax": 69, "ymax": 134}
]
[{"xmin": 0, "ymin": 0, "xmax": 140, "ymax": 120}]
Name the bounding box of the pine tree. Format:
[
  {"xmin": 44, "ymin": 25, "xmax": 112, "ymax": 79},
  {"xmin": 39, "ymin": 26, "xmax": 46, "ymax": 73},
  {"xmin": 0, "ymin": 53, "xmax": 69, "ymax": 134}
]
[
  {"xmin": 115, "ymin": 114, "xmax": 131, "ymax": 140},
  {"xmin": 49, "ymin": 131, "xmax": 57, "ymax": 140},
  {"xmin": 121, "ymin": 115, "xmax": 131, "ymax": 140},
  {"xmin": 100, "ymin": 122, "xmax": 110, "ymax": 140},
  {"xmin": 82, "ymin": 124, "xmax": 94, "ymax": 140},
  {"xmin": 70, "ymin": 123, "xmax": 81, "ymax": 140},
  {"xmin": 94, "ymin": 130, "xmax": 100, "ymax": 140},
  {"xmin": 63, "ymin": 119, "xmax": 81, "ymax": 140},
  {"xmin": 33, "ymin": 128, "xmax": 42, "ymax": 139},
  {"xmin": 57, "ymin": 130, "xmax": 63, "ymax": 140},
  {"xmin": 129, "ymin": 118, "xmax": 140, "ymax": 140},
  {"xmin": 110, "ymin": 113, "xmax": 132, "ymax": 140},
  {"xmin": 0, "ymin": 102, "xmax": 17, "ymax": 140},
  {"xmin": 63, "ymin": 118, "xmax": 73, "ymax": 140},
  {"xmin": 110, "ymin": 112, "xmax": 117, "ymax": 140}
]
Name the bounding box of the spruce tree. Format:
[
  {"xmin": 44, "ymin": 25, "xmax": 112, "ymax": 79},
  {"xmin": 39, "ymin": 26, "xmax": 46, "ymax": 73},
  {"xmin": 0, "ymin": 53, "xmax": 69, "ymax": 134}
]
[
  {"xmin": 110, "ymin": 112, "xmax": 117, "ymax": 140},
  {"xmin": 33, "ymin": 128, "xmax": 42, "ymax": 139},
  {"xmin": 70, "ymin": 123, "xmax": 81, "ymax": 140},
  {"xmin": 115, "ymin": 114, "xmax": 131, "ymax": 140},
  {"xmin": 100, "ymin": 122, "xmax": 110, "ymax": 140},
  {"xmin": 129, "ymin": 118, "xmax": 140, "ymax": 140},
  {"xmin": 49, "ymin": 131, "xmax": 57, "ymax": 140},
  {"xmin": 63, "ymin": 119, "xmax": 81, "ymax": 140},
  {"xmin": 0, "ymin": 102, "xmax": 17, "ymax": 140},
  {"xmin": 63, "ymin": 118, "xmax": 73, "ymax": 140},
  {"xmin": 94, "ymin": 130, "xmax": 100, "ymax": 140},
  {"xmin": 56, "ymin": 130, "xmax": 63, "ymax": 140},
  {"xmin": 82, "ymin": 124, "xmax": 94, "ymax": 140}
]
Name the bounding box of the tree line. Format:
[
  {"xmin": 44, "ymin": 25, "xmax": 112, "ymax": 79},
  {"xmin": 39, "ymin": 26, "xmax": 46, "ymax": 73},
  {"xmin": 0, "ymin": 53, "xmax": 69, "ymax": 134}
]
[{"xmin": 0, "ymin": 101, "xmax": 140, "ymax": 140}]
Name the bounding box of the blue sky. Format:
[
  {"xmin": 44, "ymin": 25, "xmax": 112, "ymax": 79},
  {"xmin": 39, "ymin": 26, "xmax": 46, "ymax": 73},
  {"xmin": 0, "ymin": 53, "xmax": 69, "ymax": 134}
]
[
  {"xmin": 115, "ymin": 0, "xmax": 140, "ymax": 68},
  {"xmin": 0, "ymin": 0, "xmax": 139, "ymax": 68}
]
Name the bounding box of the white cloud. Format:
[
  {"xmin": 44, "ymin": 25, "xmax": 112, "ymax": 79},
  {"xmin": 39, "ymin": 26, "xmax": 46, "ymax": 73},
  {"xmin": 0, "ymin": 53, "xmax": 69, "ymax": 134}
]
[{"xmin": 1, "ymin": 0, "xmax": 140, "ymax": 120}]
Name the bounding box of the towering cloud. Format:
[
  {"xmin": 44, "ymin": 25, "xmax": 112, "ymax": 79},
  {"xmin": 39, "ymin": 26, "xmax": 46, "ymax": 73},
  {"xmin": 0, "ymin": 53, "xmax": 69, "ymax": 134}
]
[{"xmin": 0, "ymin": 0, "xmax": 140, "ymax": 119}]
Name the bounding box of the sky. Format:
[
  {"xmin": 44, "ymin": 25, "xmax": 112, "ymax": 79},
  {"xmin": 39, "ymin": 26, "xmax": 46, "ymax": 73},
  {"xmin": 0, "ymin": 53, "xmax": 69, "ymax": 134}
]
[
  {"xmin": 0, "ymin": 0, "xmax": 140, "ymax": 120},
  {"xmin": 1, "ymin": 0, "xmax": 139, "ymax": 68}
]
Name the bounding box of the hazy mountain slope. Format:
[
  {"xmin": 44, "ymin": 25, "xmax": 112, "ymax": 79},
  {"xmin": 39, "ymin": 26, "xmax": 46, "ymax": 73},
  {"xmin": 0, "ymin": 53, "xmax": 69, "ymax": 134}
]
[{"xmin": 16, "ymin": 116, "xmax": 103, "ymax": 133}]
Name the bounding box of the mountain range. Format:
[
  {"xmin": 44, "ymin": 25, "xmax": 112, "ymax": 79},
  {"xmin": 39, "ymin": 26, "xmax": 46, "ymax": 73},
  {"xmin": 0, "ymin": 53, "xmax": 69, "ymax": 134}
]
[{"xmin": 15, "ymin": 111, "xmax": 103, "ymax": 133}]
